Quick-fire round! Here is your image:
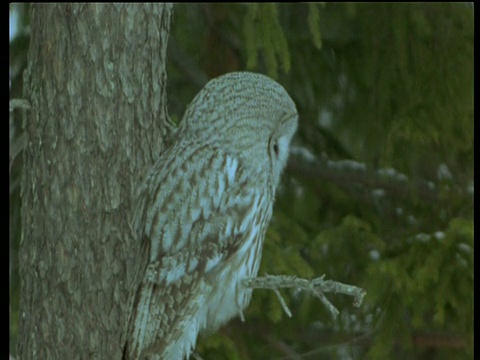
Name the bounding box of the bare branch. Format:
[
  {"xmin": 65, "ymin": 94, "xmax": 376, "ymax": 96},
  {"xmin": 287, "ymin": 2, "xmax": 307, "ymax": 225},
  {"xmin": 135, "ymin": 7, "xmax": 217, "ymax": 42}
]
[
  {"xmin": 243, "ymin": 274, "xmax": 366, "ymax": 319},
  {"xmin": 9, "ymin": 98, "xmax": 31, "ymax": 112}
]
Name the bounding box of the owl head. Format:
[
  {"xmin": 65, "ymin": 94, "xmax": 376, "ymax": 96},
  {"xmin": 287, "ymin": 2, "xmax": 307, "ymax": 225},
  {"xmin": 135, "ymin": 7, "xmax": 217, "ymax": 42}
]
[{"xmin": 179, "ymin": 71, "xmax": 298, "ymax": 189}]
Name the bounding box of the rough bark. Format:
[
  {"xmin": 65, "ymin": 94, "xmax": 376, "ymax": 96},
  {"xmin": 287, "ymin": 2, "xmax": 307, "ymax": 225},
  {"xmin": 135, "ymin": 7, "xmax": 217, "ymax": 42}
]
[{"xmin": 18, "ymin": 4, "xmax": 172, "ymax": 359}]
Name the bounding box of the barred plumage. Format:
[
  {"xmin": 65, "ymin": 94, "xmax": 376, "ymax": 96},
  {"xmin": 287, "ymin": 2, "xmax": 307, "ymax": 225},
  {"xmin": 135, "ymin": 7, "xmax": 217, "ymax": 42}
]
[{"xmin": 123, "ymin": 72, "xmax": 298, "ymax": 359}]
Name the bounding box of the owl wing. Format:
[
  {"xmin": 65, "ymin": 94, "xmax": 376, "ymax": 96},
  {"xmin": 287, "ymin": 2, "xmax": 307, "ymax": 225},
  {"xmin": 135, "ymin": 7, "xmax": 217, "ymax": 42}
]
[{"xmin": 123, "ymin": 147, "xmax": 269, "ymax": 359}]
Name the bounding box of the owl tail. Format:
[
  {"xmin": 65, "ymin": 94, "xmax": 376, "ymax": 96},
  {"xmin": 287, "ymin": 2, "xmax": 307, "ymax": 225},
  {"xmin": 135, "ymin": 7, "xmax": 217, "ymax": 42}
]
[{"xmin": 122, "ymin": 282, "xmax": 156, "ymax": 360}]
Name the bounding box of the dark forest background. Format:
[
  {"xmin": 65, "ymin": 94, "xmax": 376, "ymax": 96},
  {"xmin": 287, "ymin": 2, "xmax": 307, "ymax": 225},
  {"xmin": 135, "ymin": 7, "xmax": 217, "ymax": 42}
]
[{"xmin": 10, "ymin": 4, "xmax": 473, "ymax": 359}]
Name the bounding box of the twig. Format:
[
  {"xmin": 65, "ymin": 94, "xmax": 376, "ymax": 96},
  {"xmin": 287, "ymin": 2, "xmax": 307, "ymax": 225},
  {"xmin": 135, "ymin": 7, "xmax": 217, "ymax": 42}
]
[
  {"xmin": 9, "ymin": 98, "xmax": 31, "ymax": 112},
  {"xmin": 274, "ymin": 289, "xmax": 292, "ymax": 318},
  {"xmin": 243, "ymin": 274, "xmax": 366, "ymax": 319}
]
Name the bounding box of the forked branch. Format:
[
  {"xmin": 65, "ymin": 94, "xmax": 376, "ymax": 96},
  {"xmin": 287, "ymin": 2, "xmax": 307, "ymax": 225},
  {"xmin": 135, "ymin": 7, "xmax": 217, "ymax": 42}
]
[{"xmin": 243, "ymin": 274, "xmax": 366, "ymax": 319}]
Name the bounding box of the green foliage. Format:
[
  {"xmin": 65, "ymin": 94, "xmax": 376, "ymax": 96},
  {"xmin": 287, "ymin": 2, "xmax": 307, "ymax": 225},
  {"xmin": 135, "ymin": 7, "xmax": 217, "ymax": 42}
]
[
  {"xmin": 244, "ymin": 4, "xmax": 290, "ymax": 79},
  {"xmin": 364, "ymin": 218, "xmax": 473, "ymax": 358},
  {"xmin": 307, "ymin": 3, "xmax": 324, "ymax": 49},
  {"xmin": 312, "ymin": 215, "xmax": 385, "ymax": 280},
  {"xmin": 130, "ymin": 4, "xmax": 476, "ymax": 357},
  {"xmin": 279, "ymin": 3, "xmax": 473, "ymax": 175},
  {"xmin": 197, "ymin": 332, "xmax": 243, "ymax": 360}
]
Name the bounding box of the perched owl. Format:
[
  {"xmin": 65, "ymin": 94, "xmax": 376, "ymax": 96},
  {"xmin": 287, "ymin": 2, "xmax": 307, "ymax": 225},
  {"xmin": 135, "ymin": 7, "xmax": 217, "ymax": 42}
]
[{"xmin": 123, "ymin": 72, "xmax": 298, "ymax": 359}]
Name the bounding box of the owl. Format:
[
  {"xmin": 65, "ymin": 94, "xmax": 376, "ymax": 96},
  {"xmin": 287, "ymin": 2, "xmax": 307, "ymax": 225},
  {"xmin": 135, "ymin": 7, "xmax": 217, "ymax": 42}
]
[{"xmin": 122, "ymin": 72, "xmax": 298, "ymax": 359}]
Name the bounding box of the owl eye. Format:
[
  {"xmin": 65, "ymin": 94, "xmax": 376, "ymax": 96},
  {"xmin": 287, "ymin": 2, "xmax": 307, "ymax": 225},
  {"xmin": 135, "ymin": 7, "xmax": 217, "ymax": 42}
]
[
  {"xmin": 273, "ymin": 142, "xmax": 279, "ymax": 156},
  {"xmin": 269, "ymin": 136, "xmax": 280, "ymax": 159}
]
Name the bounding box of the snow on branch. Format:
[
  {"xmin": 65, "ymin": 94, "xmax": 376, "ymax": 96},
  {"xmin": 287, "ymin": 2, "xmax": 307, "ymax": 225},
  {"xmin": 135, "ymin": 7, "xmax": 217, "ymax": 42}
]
[{"xmin": 288, "ymin": 147, "xmax": 437, "ymax": 201}]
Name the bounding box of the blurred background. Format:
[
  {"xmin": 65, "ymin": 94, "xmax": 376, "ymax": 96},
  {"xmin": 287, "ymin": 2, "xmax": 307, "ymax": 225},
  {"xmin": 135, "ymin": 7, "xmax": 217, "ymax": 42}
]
[{"xmin": 10, "ymin": 4, "xmax": 473, "ymax": 359}]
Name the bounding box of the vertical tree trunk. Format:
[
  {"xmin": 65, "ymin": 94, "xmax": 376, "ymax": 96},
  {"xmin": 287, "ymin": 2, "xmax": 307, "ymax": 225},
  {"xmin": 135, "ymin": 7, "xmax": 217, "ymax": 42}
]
[{"xmin": 18, "ymin": 4, "xmax": 172, "ymax": 359}]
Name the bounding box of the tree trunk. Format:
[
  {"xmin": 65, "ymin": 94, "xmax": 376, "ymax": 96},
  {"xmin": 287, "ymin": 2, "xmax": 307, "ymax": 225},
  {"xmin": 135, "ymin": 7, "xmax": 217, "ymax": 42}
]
[{"xmin": 18, "ymin": 4, "xmax": 172, "ymax": 359}]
